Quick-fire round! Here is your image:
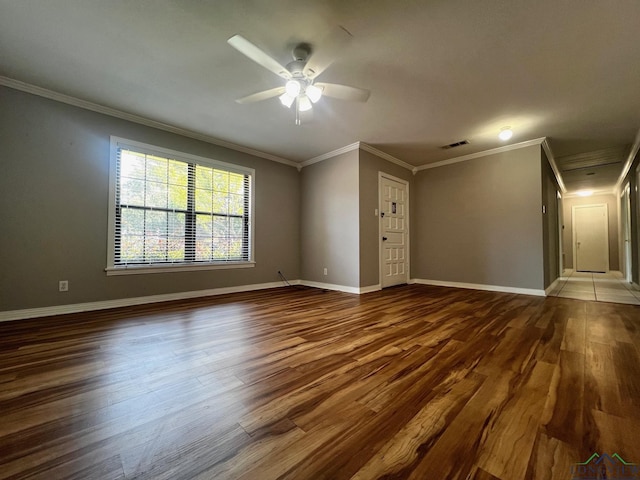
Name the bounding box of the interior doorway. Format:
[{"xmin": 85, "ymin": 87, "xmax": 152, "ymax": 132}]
[{"xmin": 572, "ymin": 204, "xmax": 609, "ymax": 273}]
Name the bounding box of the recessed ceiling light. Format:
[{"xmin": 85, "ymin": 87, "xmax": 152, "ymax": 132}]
[
  {"xmin": 577, "ymin": 190, "xmax": 593, "ymax": 197},
  {"xmin": 499, "ymin": 127, "xmax": 513, "ymax": 141}
]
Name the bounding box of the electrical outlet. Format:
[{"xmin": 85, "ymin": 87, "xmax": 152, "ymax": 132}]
[
  {"xmin": 59, "ymin": 280, "xmax": 69, "ymax": 292},
  {"xmin": 323, "ymin": 268, "xmax": 328, "ymax": 276}
]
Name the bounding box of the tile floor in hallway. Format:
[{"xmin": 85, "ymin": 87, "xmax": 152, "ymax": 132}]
[{"xmin": 548, "ymin": 269, "xmax": 640, "ymax": 304}]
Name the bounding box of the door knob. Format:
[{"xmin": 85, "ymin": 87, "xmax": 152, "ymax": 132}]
[{"xmin": 382, "ymin": 236, "xmax": 388, "ymax": 241}]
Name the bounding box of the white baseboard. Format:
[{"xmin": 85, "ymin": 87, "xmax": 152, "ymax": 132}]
[
  {"xmin": 0, "ymin": 281, "xmax": 295, "ymax": 322},
  {"xmin": 299, "ymin": 280, "xmax": 380, "ymax": 294},
  {"xmin": 1, "ymin": 277, "xmax": 548, "ymax": 323},
  {"xmin": 0, "ymin": 280, "xmax": 386, "ymax": 322},
  {"xmin": 359, "ymin": 284, "xmax": 382, "ymax": 294},
  {"xmin": 544, "ymin": 277, "xmax": 562, "ymax": 296},
  {"xmin": 411, "ymin": 278, "xmax": 545, "ymax": 297}
]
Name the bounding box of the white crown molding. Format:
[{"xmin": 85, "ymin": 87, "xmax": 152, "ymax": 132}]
[
  {"xmin": 411, "ymin": 278, "xmax": 545, "ymax": 297},
  {"xmin": 541, "ymin": 138, "xmax": 567, "ymax": 193},
  {"xmin": 300, "ymin": 142, "xmax": 360, "ymax": 168},
  {"xmin": 615, "ymin": 126, "xmax": 640, "ymax": 192},
  {"xmin": 300, "ymin": 141, "xmax": 416, "ymax": 173},
  {"xmin": 358, "ymin": 142, "xmax": 416, "ymax": 172},
  {"xmin": 0, "ymin": 280, "xmax": 298, "ymax": 322},
  {"xmin": 0, "ymin": 76, "xmax": 299, "ymax": 168},
  {"xmin": 415, "ymin": 137, "xmax": 547, "ymax": 172}
]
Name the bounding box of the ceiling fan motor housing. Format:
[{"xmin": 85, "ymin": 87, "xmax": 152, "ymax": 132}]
[
  {"xmin": 287, "ymin": 60, "xmax": 306, "ymax": 76},
  {"xmin": 292, "ymin": 43, "xmax": 311, "ymax": 61},
  {"xmin": 287, "ymin": 43, "xmax": 312, "ymax": 76}
]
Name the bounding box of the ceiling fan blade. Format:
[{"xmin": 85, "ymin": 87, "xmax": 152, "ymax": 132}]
[
  {"xmin": 315, "ymin": 83, "xmax": 370, "ymax": 102},
  {"xmin": 228, "ymin": 35, "xmax": 291, "ymax": 79},
  {"xmin": 236, "ymin": 86, "xmax": 286, "ymax": 104},
  {"xmin": 303, "ymin": 26, "xmax": 353, "ymax": 79}
]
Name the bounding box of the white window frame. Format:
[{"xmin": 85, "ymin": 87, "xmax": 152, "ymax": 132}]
[{"xmin": 106, "ymin": 136, "xmax": 255, "ymax": 275}]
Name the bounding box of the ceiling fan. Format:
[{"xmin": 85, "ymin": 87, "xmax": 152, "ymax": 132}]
[{"xmin": 227, "ymin": 28, "xmax": 370, "ymax": 125}]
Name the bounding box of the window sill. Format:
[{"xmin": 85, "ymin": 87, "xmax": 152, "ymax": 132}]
[{"xmin": 105, "ymin": 261, "xmax": 256, "ymax": 276}]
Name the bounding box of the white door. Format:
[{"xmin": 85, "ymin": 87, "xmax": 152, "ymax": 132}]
[
  {"xmin": 380, "ymin": 174, "xmax": 408, "ymax": 288},
  {"xmin": 622, "ymin": 185, "xmax": 632, "ymax": 282},
  {"xmin": 573, "ymin": 204, "xmax": 609, "ymax": 273}
]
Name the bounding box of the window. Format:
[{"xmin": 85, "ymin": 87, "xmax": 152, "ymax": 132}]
[{"xmin": 107, "ymin": 137, "xmax": 254, "ymax": 274}]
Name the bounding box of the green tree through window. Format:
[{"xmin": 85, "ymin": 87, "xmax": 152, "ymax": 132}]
[{"xmin": 113, "ymin": 145, "xmax": 252, "ymax": 266}]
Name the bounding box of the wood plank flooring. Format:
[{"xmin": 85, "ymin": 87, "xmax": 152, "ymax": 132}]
[{"xmin": 1, "ymin": 284, "xmax": 639, "ymax": 479}]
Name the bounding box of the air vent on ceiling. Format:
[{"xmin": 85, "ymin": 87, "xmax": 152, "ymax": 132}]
[{"xmin": 441, "ymin": 140, "xmax": 469, "ymax": 150}]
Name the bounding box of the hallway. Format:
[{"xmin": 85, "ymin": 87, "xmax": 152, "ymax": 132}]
[{"xmin": 548, "ymin": 269, "xmax": 640, "ymax": 304}]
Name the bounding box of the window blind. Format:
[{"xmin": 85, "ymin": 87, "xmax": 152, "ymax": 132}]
[{"xmin": 112, "ymin": 141, "xmax": 252, "ymax": 268}]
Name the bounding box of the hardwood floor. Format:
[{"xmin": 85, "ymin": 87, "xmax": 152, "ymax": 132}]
[{"xmin": 1, "ymin": 284, "xmax": 639, "ymax": 479}]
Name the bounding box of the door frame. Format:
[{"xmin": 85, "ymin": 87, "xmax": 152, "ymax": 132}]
[
  {"xmin": 378, "ymin": 172, "xmax": 410, "ymax": 288},
  {"xmin": 557, "ymin": 191, "xmax": 564, "ymax": 275},
  {"xmin": 572, "ymin": 203, "xmax": 609, "ymax": 272}
]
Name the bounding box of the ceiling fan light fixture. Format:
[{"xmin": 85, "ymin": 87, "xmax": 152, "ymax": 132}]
[
  {"xmin": 228, "ymin": 33, "xmax": 370, "ymax": 125},
  {"xmin": 298, "ymin": 95, "xmax": 313, "ymax": 112},
  {"xmin": 285, "ymin": 79, "xmax": 301, "ymax": 97},
  {"xmin": 306, "ymin": 84, "xmax": 323, "ymax": 103},
  {"xmin": 279, "ymin": 93, "xmax": 295, "ymax": 108},
  {"xmin": 499, "ymin": 127, "xmax": 513, "ymax": 141}
]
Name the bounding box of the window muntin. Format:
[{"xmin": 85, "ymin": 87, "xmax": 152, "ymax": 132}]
[{"xmin": 108, "ymin": 138, "xmax": 254, "ymax": 272}]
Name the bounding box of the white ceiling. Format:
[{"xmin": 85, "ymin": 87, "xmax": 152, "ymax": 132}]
[{"xmin": 1, "ymin": 0, "xmax": 639, "ymax": 191}]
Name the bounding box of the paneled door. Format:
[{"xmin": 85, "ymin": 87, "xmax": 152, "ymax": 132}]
[
  {"xmin": 380, "ymin": 174, "xmax": 409, "ymax": 288},
  {"xmin": 573, "ymin": 204, "xmax": 609, "ymax": 273}
]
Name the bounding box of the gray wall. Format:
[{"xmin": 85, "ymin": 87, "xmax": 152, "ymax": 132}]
[
  {"xmin": 300, "ymin": 151, "xmax": 360, "ymax": 287},
  {"xmin": 636, "ymin": 162, "xmax": 640, "ymax": 285},
  {"xmin": 358, "ymin": 149, "xmax": 414, "ymax": 288},
  {"xmin": 4, "ymin": 84, "xmax": 604, "ymax": 312},
  {"xmin": 542, "ymin": 149, "xmax": 561, "ymax": 288},
  {"xmin": 0, "ymin": 87, "xmax": 300, "ymax": 311},
  {"xmin": 562, "ymin": 194, "xmax": 619, "ymax": 271},
  {"xmin": 412, "ymin": 145, "xmax": 545, "ymax": 290}
]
